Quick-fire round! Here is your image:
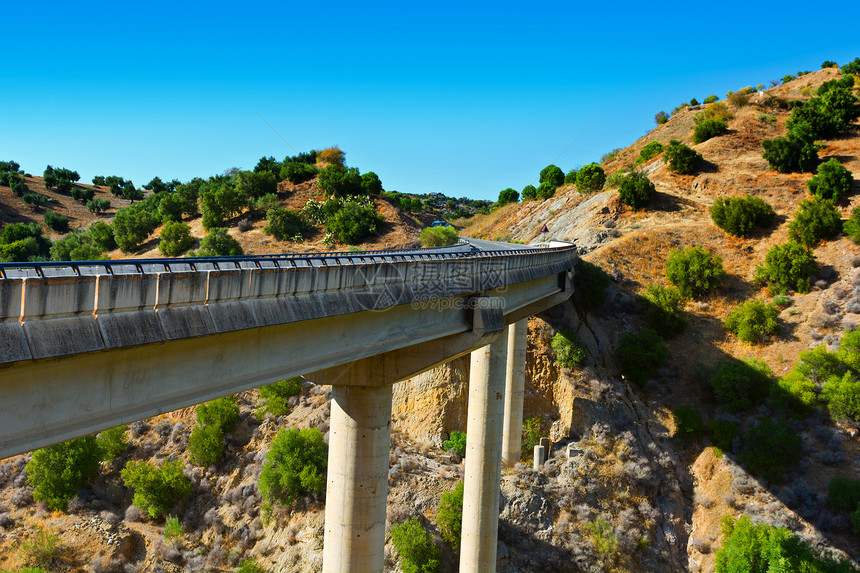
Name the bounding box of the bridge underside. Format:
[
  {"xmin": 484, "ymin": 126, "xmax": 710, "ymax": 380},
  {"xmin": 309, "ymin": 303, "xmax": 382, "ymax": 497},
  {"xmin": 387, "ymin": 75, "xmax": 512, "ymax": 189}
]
[{"xmin": 0, "ymin": 273, "xmax": 568, "ymax": 459}]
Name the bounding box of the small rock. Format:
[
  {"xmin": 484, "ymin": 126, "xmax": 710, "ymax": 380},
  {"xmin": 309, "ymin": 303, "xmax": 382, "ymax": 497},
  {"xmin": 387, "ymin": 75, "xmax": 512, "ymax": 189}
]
[
  {"xmin": 853, "ymin": 256, "xmax": 860, "ymax": 268},
  {"xmin": 822, "ymin": 300, "xmax": 840, "ymax": 315},
  {"xmin": 604, "ymin": 219, "xmax": 616, "ymax": 229},
  {"xmin": 810, "ymin": 329, "xmax": 824, "ymax": 340}
]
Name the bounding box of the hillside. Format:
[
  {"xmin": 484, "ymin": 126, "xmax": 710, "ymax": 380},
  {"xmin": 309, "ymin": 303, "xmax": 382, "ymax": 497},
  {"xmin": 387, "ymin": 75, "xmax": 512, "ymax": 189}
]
[{"xmin": 1, "ymin": 64, "xmax": 860, "ymax": 573}]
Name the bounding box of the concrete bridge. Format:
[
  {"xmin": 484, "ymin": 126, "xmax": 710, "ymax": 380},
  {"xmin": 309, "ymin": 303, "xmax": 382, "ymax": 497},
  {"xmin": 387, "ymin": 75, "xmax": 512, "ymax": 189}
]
[{"xmin": 0, "ymin": 239, "xmax": 578, "ymax": 572}]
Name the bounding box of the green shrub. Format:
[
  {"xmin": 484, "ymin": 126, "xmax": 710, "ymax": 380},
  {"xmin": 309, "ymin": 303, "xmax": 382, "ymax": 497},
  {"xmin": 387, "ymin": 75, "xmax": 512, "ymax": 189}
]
[
  {"xmin": 576, "ymin": 163, "xmax": 606, "ymax": 193},
  {"xmin": 97, "ymin": 425, "xmax": 128, "ymax": 460},
  {"xmin": 771, "ymin": 369, "xmax": 817, "ymax": 418},
  {"xmin": 709, "ymin": 195, "xmax": 775, "ymax": 236},
  {"xmin": 521, "ymin": 417, "xmax": 542, "ymax": 461},
  {"xmin": 724, "ymin": 299, "xmax": 780, "ymax": 344},
  {"xmin": 325, "ymin": 199, "xmax": 383, "ymax": 244},
  {"xmin": 189, "ymin": 423, "xmax": 226, "ymax": 466},
  {"xmin": 665, "ymin": 245, "xmax": 725, "ymax": 299},
  {"xmin": 22, "ymin": 192, "xmax": 48, "ymax": 208},
  {"xmin": 692, "ymin": 118, "xmax": 729, "ymax": 144},
  {"xmin": 551, "ymin": 330, "xmax": 587, "ymax": 368},
  {"xmin": 637, "ymin": 141, "xmax": 664, "ymax": 163},
  {"xmin": 442, "ymin": 430, "xmax": 466, "ymax": 458},
  {"xmin": 257, "ymin": 377, "xmax": 303, "ymax": 419},
  {"xmin": 498, "ymin": 188, "xmax": 519, "ymax": 204},
  {"xmin": 828, "ymin": 475, "xmax": 860, "ymax": 511},
  {"xmin": 616, "ymin": 328, "xmax": 667, "ymax": 387},
  {"xmin": 539, "ymin": 165, "xmax": 565, "ymax": 187},
  {"xmin": 584, "ymin": 518, "xmax": 618, "ymax": 560},
  {"xmin": 280, "ymin": 161, "xmax": 318, "ymax": 184},
  {"xmin": 822, "ymin": 372, "xmax": 860, "ymax": 421},
  {"xmin": 197, "ymin": 396, "xmax": 240, "ymax": 432},
  {"xmin": 708, "ymin": 419, "xmax": 739, "ymax": 452},
  {"xmin": 641, "ymin": 284, "xmax": 686, "ymax": 338},
  {"xmin": 564, "ymin": 169, "xmax": 578, "ymax": 184},
  {"xmin": 739, "ymin": 417, "xmax": 801, "ymax": 483},
  {"xmin": 521, "ymin": 184, "xmax": 537, "ymax": 201},
  {"xmin": 844, "ymin": 205, "xmax": 860, "ymax": 243},
  {"xmin": 318, "ymin": 165, "xmax": 363, "ymax": 197},
  {"xmin": 264, "ymin": 207, "xmax": 307, "ymax": 241},
  {"xmin": 727, "ymin": 90, "xmax": 751, "ymax": 109},
  {"xmin": 807, "ymin": 158, "xmax": 854, "ymax": 202},
  {"xmin": 703, "ymin": 95, "xmax": 718, "ymax": 104},
  {"xmin": 391, "ymin": 517, "xmax": 441, "ymax": 573},
  {"xmin": 617, "ymin": 172, "xmax": 656, "ymax": 210},
  {"xmin": 573, "ymin": 260, "xmax": 610, "ymax": 309},
  {"xmin": 436, "ymin": 481, "xmax": 464, "ymax": 551},
  {"xmin": 655, "ymin": 111, "xmax": 669, "ymax": 125},
  {"xmin": 663, "ymin": 140, "xmax": 703, "ymax": 175},
  {"xmin": 112, "ymin": 205, "xmax": 158, "ymax": 253},
  {"xmin": 235, "ymin": 170, "xmax": 277, "ymax": 199},
  {"xmin": 158, "ymin": 221, "xmax": 194, "ymax": 256},
  {"xmin": 86, "ymin": 198, "xmax": 111, "ymax": 214},
  {"xmin": 20, "ymin": 526, "xmax": 60, "ymax": 570},
  {"xmin": 836, "ymin": 329, "xmax": 860, "ymax": 373},
  {"xmin": 762, "ymin": 121, "xmax": 820, "ymax": 173},
  {"xmin": 755, "ymin": 242, "xmax": 817, "ymax": 294},
  {"xmin": 788, "ymin": 197, "xmax": 842, "ymax": 247},
  {"xmin": 163, "ymin": 515, "xmax": 184, "ymax": 541},
  {"xmin": 26, "ymin": 436, "xmax": 101, "ymax": 511},
  {"xmin": 715, "ymin": 515, "xmax": 854, "ymax": 572},
  {"xmin": 259, "ymin": 428, "xmax": 327, "ymax": 507},
  {"xmin": 535, "ymin": 181, "xmax": 556, "ymax": 200},
  {"xmin": 419, "ymin": 225, "xmax": 458, "ymax": 247},
  {"xmin": 710, "ymin": 357, "xmax": 773, "ymax": 412},
  {"xmin": 673, "ymin": 406, "xmax": 705, "ymax": 439},
  {"xmin": 192, "ymin": 227, "xmax": 244, "ymax": 257},
  {"xmin": 120, "ymin": 460, "xmax": 191, "ymax": 519},
  {"xmin": 70, "ymin": 186, "xmax": 95, "ymax": 203},
  {"xmin": 43, "ymin": 211, "xmax": 70, "ymax": 233},
  {"xmin": 234, "ymin": 557, "xmax": 268, "ymax": 573},
  {"xmin": 49, "ymin": 231, "xmax": 105, "ymax": 261}
]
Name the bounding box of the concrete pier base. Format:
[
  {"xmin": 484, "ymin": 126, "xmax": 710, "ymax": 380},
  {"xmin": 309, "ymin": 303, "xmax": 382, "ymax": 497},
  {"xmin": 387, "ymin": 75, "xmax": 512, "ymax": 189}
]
[
  {"xmin": 460, "ymin": 331, "xmax": 508, "ymax": 573},
  {"xmin": 322, "ymin": 385, "xmax": 393, "ymax": 573},
  {"xmin": 501, "ymin": 320, "xmax": 527, "ymax": 466}
]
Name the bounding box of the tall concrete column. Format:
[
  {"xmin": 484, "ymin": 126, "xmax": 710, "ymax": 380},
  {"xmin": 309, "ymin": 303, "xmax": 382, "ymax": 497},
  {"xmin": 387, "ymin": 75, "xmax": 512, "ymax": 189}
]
[
  {"xmin": 322, "ymin": 384, "xmax": 393, "ymax": 573},
  {"xmin": 501, "ymin": 319, "xmax": 527, "ymax": 466},
  {"xmin": 460, "ymin": 329, "xmax": 508, "ymax": 573}
]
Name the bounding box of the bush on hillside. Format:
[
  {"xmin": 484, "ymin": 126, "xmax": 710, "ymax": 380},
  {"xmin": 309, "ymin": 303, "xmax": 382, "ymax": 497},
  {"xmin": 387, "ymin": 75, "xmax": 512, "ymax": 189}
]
[
  {"xmin": 442, "ymin": 431, "xmax": 466, "ymax": 458},
  {"xmin": 845, "ymin": 206, "xmax": 860, "ymax": 243},
  {"xmin": 535, "ymin": 181, "xmax": 556, "ymax": 200},
  {"xmin": 112, "ymin": 206, "xmax": 158, "ymax": 253},
  {"xmin": 807, "ymin": 157, "xmax": 854, "ymax": 202},
  {"xmin": 436, "ymin": 481, "xmax": 464, "ymax": 551},
  {"xmin": 539, "ymin": 165, "xmax": 565, "ymax": 188},
  {"xmin": 318, "ymin": 165, "xmax": 363, "ymax": 198},
  {"xmin": 191, "ymin": 227, "xmax": 244, "ymax": 257},
  {"xmin": 665, "ymin": 245, "xmax": 725, "ymax": 299},
  {"xmin": 576, "ymin": 163, "xmax": 606, "ymax": 193},
  {"xmin": 822, "ymin": 372, "xmax": 860, "ymax": 421},
  {"xmin": 43, "ymin": 211, "xmax": 70, "ymax": 233},
  {"xmin": 498, "ymin": 188, "xmax": 519, "ymax": 204},
  {"xmin": 521, "ymin": 417, "xmax": 543, "ymax": 461},
  {"xmin": 121, "ymin": 460, "xmax": 191, "ymax": 519},
  {"xmin": 0, "ymin": 222, "xmax": 51, "ymax": 262},
  {"xmin": 26, "ymin": 436, "xmax": 101, "ymax": 511},
  {"xmin": 788, "ymin": 197, "xmax": 842, "ymax": 247},
  {"xmin": 326, "ymin": 199, "xmax": 383, "ymax": 244},
  {"xmin": 49, "ymin": 231, "xmax": 105, "ymax": 261},
  {"xmin": 655, "ymin": 111, "xmax": 669, "ymax": 125},
  {"xmin": 708, "ymin": 419, "xmax": 739, "ymax": 453},
  {"xmin": 264, "ymin": 207, "xmax": 308, "ymax": 241},
  {"xmin": 318, "ymin": 146, "xmax": 345, "ymax": 166},
  {"xmin": 280, "ymin": 161, "xmax": 318, "ymax": 184},
  {"xmin": 724, "ymin": 299, "xmax": 780, "ymax": 344},
  {"xmin": 714, "ymin": 515, "xmax": 854, "ymax": 572},
  {"xmin": 235, "ymin": 170, "xmax": 277, "ymax": 199},
  {"xmin": 88, "ymin": 222, "xmax": 116, "ymax": 252},
  {"xmin": 692, "ymin": 118, "xmax": 729, "ymax": 144},
  {"xmin": 673, "ymin": 406, "xmax": 705, "ymax": 440},
  {"xmin": 564, "ymin": 169, "xmax": 578, "ymax": 184},
  {"xmin": 71, "ymin": 186, "xmax": 95, "ymax": 203},
  {"xmin": 391, "ymin": 517, "xmax": 441, "ymax": 573},
  {"xmin": 573, "ymin": 260, "xmax": 610, "ymax": 309},
  {"xmin": 663, "ymin": 140, "xmax": 703, "ymax": 175},
  {"xmin": 158, "ymin": 221, "xmax": 194, "ymax": 256},
  {"xmin": 761, "ymin": 124, "xmax": 820, "ymax": 173},
  {"xmin": 189, "ymin": 424, "xmax": 225, "ymax": 466},
  {"xmin": 86, "ymin": 198, "xmax": 111, "ymax": 214},
  {"xmin": 617, "ymin": 172, "xmax": 656, "ymax": 210},
  {"xmin": 361, "ymin": 171, "xmax": 383, "ymax": 196},
  {"xmin": 828, "ymin": 475, "xmax": 860, "ymax": 512},
  {"xmin": 727, "ymin": 90, "xmax": 751, "ymax": 109},
  {"xmin": 710, "ymin": 357, "xmax": 773, "ymax": 412},
  {"xmin": 419, "ymin": 225, "xmax": 458, "ymax": 247},
  {"xmin": 256, "ymin": 377, "xmax": 303, "ymax": 419},
  {"xmin": 709, "ymin": 195, "xmax": 775, "ymax": 236},
  {"xmin": 259, "ymin": 428, "xmax": 327, "ymax": 507},
  {"xmin": 22, "ymin": 192, "xmax": 48, "ymax": 208},
  {"xmin": 739, "ymin": 417, "xmax": 801, "ymax": 483},
  {"xmin": 641, "ymin": 283, "xmax": 686, "ymax": 338},
  {"xmin": 637, "ymin": 141, "xmax": 664, "ymax": 164},
  {"xmin": 190, "ymin": 396, "xmax": 240, "ymax": 466},
  {"xmin": 616, "ymin": 328, "xmax": 667, "ymax": 387},
  {"xmin": 771, "ymin": 369, "xmax": 818, "ymax": 418},
  {"xmin": 755, "ymin": 242, "xmax": 817, "ymax": 294},
  {"xmin": 96, "ymin": 425, "xmax": 128, "ymax": 460},
  {"xmin": 703, "ymin": 95, "xmax": 718, "ymax": 104},
  {"xmin": 200, "ymin": 183, "xmax": 247, "ymax": 230},
  {"xmin": 551, "ymin": 330, "xmax": 587, "ymax": 368},
  {"xmin": 521, "ymin": 184, "xmax": 537, "ymax": 201}
]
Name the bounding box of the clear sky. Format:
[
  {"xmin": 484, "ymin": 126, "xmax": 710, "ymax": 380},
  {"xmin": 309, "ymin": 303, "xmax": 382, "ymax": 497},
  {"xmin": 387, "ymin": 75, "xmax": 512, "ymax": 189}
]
[{"xmin": 2, "ymin": 1, "xmax": 858, "ymax": 201}]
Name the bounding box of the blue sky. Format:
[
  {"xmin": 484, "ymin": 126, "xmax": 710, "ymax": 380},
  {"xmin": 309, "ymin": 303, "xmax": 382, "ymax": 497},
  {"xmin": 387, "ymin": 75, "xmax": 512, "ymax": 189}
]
[{"xmin": 2, "ymin": 1, "xmax": 858, "ymax": 201}]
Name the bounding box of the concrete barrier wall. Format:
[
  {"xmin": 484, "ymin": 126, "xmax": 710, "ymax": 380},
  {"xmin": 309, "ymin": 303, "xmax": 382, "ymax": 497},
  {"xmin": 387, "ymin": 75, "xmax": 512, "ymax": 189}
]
[{"xmin": 0, "ymin": 247, "xmax": 577, "ymax": 366}]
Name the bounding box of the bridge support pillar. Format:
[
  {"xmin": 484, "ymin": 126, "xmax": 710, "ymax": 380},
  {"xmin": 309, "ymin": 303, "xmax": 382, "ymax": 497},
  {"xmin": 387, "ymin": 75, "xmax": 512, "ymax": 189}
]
[
  {"xmin": 460, "ymin": 329, "xmax": 508, "ymax": 573},
  {"xmin": 322, "ymin": 384, "xmax": 392, "ymax": 573},
  {"xmin": 501, "ymin": 319, "xmax": 527, "ymax": 466}
]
